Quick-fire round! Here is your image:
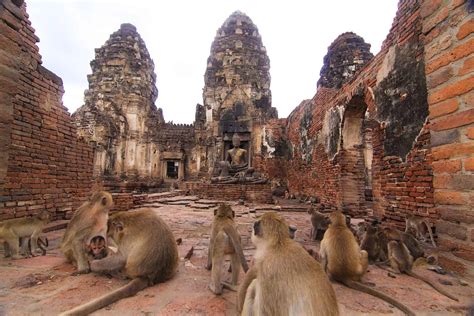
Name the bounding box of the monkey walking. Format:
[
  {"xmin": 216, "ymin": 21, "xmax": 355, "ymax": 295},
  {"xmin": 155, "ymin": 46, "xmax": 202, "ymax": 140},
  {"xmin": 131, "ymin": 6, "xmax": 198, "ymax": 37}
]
[
  {"xmin": 239, "ymin": 212, "xmax": 339, "ymax": 316},
  {"xmin": 0, "ymin": 210, "xmax": 51, "ymax": 259},
  {"xmin": 59, "ymin": 208, "xmax": 179, "ymax": 316},
  {"xmin": 385, "ymin": 236, "xmax": 458, "ymax": 302},
  {"xmin": 320, "ymin": 211, "xmax": 415, "ymax": 316},
  {"xmin": 206, "ymin": 204, "xmax": 249, "ymax": 295},
  {"xmin": 61, "ymin": 191, "xmax": 113, "ymax": 274},
  {"xmin": 405, "ymin": 215, "xmax": 437, "ymax": 247}
]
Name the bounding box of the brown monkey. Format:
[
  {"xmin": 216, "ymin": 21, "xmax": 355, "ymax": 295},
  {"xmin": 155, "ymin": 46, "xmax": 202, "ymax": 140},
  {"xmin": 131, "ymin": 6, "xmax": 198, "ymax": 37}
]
[
  {"xmin": 86, "ymin": 236, "xmax": 108, "ymax": 260},
  {"xmin": 25, "ymin": 236, "xmax": 49, "ymax": 257},
  {"xmin": 405, "ymin": 215, "xmax": 436, "ymax": 247},
  {"xmin": 61, "ymin": 191, "xmax": 113, "ymax": 274},
  {"xmin": 240, "ymin": 212, "xmax": 339, "ymax": 316},
  {"xmin": 308, "ymin": 206, "xmax": 329, "ymax": 241},
  {"xmin": 206, "ymin": 204, "xmax": 248, "ymax": 295},
  {"xmin": 360, "ymin": 224, "xmax": 380, "ymax": 263},
  {"xmin": 385, "ymin": 234, "xmax": 458, "ymax": 302},
  {"xmin": 320, "ymin": 211, "xmax": 415, "ymax": 316},
  {"xmin": 59, "ymin": 208, "xmax": 179, "ymax": 316},
  {"xmin": 1, "ymin": 210, "xmax": 51, "ymax": 259},
  {"xmin": 384, "ymin": 227, "xmax": 424, "ymax": 260}
]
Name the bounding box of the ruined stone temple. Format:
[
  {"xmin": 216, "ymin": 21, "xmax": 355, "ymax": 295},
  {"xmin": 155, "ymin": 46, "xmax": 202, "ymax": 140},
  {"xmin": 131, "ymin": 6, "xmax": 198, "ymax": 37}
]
[{"xmin": 1, "ymin": 0, "xmax": 473, "ymax": 278}]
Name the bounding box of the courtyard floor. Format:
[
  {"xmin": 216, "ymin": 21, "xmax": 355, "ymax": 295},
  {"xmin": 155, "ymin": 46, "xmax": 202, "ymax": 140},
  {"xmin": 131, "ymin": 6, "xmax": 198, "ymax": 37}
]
[{"xmin": 0, "ymin": 195, "xmax": 472, "ymax": 315}]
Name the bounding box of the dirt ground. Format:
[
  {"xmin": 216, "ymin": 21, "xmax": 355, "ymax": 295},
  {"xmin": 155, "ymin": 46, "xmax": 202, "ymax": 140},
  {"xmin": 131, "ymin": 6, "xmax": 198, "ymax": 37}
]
[{"xmin": 0, "ymin": 196, "xmax": 472, "ymax": 315}]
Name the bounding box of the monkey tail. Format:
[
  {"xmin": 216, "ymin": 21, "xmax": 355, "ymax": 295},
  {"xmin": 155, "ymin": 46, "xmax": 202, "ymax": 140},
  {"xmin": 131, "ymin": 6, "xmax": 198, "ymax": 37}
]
[
  {"xmin": 406, "ymin": 271, "xmax": 458, "ymax": 301},
  {"xmin": 223, "ymin": 225, "xmax": 249, "ymax": 272},
  {"xmin": 343, "ymin": 280, "xmax": 416, "ymax": 316},
  {"xmin": 422, "ymin": 221, "xmax": 437, "ymax": 248},
  {"xmin": 59, "ymin": 277, "xmax": 149, "ymax": 316}
]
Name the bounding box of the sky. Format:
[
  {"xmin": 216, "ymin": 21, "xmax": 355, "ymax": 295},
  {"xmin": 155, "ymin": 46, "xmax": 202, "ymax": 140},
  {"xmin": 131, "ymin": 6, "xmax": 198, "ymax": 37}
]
[{"xmin": 27, "ymin": 0, "xmax": 399, "ymax": 124}]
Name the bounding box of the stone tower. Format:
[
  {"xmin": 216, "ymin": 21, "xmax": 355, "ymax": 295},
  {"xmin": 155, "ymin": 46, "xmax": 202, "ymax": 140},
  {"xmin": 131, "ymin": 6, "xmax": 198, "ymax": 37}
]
[
  {"xmin": 73, "ymin": 23, "xmax": 164, "ymax": 183},
  {"xmin": 195, "ymin": 11, "xmax": 278, "ymax": 175},
  {"xmin": 317, "ymin": 32, "xmax": 373, "ymax": 89}
]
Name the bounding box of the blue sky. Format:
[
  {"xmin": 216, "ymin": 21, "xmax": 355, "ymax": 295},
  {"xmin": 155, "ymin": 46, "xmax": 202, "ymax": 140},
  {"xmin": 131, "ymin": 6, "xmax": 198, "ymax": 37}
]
[{"xmin": 27, "ymin": 0, "xmax": 399, "ymax": 123}]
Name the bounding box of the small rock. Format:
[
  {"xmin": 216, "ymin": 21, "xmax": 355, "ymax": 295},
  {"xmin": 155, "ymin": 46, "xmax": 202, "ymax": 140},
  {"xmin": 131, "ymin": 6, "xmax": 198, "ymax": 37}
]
[{"xmin": 459, "ymin": 279, "xmax": 468, "ymax": 286}]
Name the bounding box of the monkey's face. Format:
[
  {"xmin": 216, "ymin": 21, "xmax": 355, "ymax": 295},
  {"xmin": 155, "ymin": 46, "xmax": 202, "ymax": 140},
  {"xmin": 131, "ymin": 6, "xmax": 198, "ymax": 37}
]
[
  {"xmin": 107, "ymin": 219, "xmax": 125, "ymax": 243},
  {"xmin": 87, "ymin": 236, "xmax": 108, "ymax": 259}
]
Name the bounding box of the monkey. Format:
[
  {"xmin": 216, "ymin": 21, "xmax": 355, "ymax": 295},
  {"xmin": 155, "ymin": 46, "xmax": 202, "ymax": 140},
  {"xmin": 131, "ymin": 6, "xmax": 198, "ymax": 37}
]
[
  {"xmin": 206, "ymin": 203, "xmax": 248, "ymax": 295},
  {"xmin": 59, "ymin": 208, "xmax": 179, "ymax": 316},
  {"xmin": 22, "ymin": 236, "xmax": 49, "ymax": 257},
  {"xmin": 360, "ymin": 223, "xmax": 380, "ymax": 263},
  {"xmin": 239, "ymin": 212, "xmax": 339, "ymax": 316},
  {"xmin": 384, "ymin": 233, "xmax": 458, "ymax": 302},
  {"xmin": 308, "ymin": 206, "xmax": 329, "ymax": 241},
  {"xmin": 61, "ymin": 191, "xmax": 113, "ymax": 274},
  {"xmin": 405, "ymin": 215, "xmax": 436, "ymax": 247},
  {"xmin": 86, "ymin": 235, "xmax": 108, "ymax": 260},
  {"xmin": 320, "ymin": 211, "xmax": 416, "ymax": 316},
  {"xmin": 383, "ymin": 227, "xmax": 425, "ymax": 260},
  {"xmin": 0, "ymin": 210, "xmax": 51, "ymax": 259}
]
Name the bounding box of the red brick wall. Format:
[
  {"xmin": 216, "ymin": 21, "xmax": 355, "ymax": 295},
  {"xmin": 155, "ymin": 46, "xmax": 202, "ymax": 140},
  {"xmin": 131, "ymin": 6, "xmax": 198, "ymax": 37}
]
[
  {"xmin": 0, "ymin": 1, "xmax": 94, "ymax": 220},
  {"xmin": 422, "ymin": 0, "xmax": 473, "ymax": 275},
  {"xmin": 260, "ymin": 0, "xmax": 434, "ymax": 222},
  {"xmin": 184, "ymin": 182, "xmax": 273, "ymax": 204}
]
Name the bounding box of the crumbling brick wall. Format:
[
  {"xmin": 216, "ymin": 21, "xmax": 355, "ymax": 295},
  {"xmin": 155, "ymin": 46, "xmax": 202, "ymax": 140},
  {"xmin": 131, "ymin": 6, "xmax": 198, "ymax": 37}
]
[
  {"xmin": 422, "ymin": 0, "xmax": 473, "ymax": 275},
  {"xmin": 261, "ymin": 0, "xmax": 434, "ymax": 220},
  {"xmin": 0, "ymin": 1, "xmax": 94, "ymax": 220}
]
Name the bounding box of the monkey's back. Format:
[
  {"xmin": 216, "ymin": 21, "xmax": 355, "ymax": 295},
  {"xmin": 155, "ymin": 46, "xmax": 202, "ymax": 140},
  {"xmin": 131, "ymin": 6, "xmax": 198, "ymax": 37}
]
[
  {"xmin": 117, "ymin": 209, "xmax": 179, "ymax": 283},
  {"xmin": 258, "ymin": 240, "xmax": 339, "ymax": 316},
  {"xmin": 324, "ymin": 226, "xmax": 363, "ymax": 281}
]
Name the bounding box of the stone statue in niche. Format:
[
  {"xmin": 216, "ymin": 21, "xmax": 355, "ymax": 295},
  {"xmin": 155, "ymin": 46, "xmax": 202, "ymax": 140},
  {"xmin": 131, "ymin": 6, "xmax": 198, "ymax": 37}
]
[
  {"xmin": 226, "ymin": 133, "xmax": 248, "ymax": 172},
  {"xmin": 211, "ymin": 134, "xmax": 267, "ymax": 184}
]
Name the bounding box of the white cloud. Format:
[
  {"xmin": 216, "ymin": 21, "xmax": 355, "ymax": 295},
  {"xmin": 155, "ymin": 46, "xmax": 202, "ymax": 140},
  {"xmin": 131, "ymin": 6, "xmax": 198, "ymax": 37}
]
[{"xmin": 27, "ymin": 0, "xmax": 398, "ymax": 123}]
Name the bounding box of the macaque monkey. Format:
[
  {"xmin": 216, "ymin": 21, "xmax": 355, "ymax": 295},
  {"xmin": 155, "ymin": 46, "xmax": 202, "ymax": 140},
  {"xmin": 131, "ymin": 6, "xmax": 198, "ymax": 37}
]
[
  {"xmin": 1, "ymin": 210, "xmax": 51, "ymax": 259},
  {"xmin": 385, "ymin": 233, "xmax": 458, "ymax": 302},
  {"xmin": 405, "ymin": 215, "xmax": 436, "ymax": 247},
  {"xmin": 86, "ymin": 236, "xmax": 108, "ymax": 260},
  {"xmin": 320, "ymin": 211, "xmax": 415, "ymax": 316},
  {"xmin": 360, "ymin": 224, "xmax": 380, "ymax": 263},
  {"xmin": 61, "ymin": 191, "xmax": 113, "ymax": 274},
  {"xmin": 239, "ymin": 212, "xmax": 339, "ymax": 316},
  {"xmin": 60, "ymin": 208, "xmax": 179, "ymax": 316},
  {"xmin": 308, "ymin": 206, "xmax": 330, "ymax": 241},
  {"xmin": 206, "ymin": 204, "xmax": 248, "ymax": 295},
  {"xmin": 24, "ymin": 236, "xmax": 49, "ymax": 257},
  {"xmin": 383, "ymin": 227, "xmax": 424, "ymax": 260}
]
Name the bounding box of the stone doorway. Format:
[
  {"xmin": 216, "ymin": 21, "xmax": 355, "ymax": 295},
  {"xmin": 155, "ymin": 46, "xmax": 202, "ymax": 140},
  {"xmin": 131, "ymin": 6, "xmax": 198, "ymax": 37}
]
[{"xmin": 340, "ymin": 98, "xmax": 373, "ymax": 216}]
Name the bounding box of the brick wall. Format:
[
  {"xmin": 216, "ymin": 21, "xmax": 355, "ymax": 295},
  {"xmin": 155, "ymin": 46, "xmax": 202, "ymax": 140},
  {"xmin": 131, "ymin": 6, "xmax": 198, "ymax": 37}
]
[
  {"xmin": 184, "ymin": 182, "xmax": 273, "ymax": 204},
  {"xmin": 422, "ymin": 0, "xmax": 473, "ymax": 275},
  {"xmin": 0, "ymin": 1, "xmax": 94, "ymax": 220},
  {"xmin": 261, "ymin": 0, "xmax": 434, "ymax": 222}
]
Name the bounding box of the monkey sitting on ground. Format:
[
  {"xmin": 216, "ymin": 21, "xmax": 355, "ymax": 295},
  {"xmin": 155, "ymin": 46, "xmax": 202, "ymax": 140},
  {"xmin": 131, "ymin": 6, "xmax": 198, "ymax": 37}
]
[
  {"xmin": 1, "ymin": 210, "xmax": 51, "ymax": 259},
  {"xmin": 239, "ymin": 212, "xmax": 339, "ymax": 316},
  {"xmin": 383, "ymin": 230, "xmax": 458, "ymax": 302},
  {"xmin": 61, "ymin": 191, "xmax": 113, "ymax": 274},
  {"xmin": 59, "ymin": 208, "xmax": 179, "ymax": 316},
  {"xmin": 383, "ymin": 227, "xmax": 424, "ymax": 260},
  {"xmin": 360, "ymin": 223, "xmax": 381, "ymax": 263},
  {"xmin": 320, "ymin": 211, "xmax": 415, "ymax": 316},
  {"xmin": 308, "ymin": 206, "xmax": 330, "ymax": 241},
  {"xmin": 405, "ymin": 215, "xmax": 437, "ymax": 247},
  {"xmin": 206, "ymin": 204, "xmax": 249, "ymax": 295}
]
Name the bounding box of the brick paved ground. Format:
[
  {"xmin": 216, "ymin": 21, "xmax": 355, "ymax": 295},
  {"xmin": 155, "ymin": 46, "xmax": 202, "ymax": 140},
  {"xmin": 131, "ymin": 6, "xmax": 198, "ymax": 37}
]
[{"xmin": 0, "ymin": 196, "xmax": 472, "ymax": 315}]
